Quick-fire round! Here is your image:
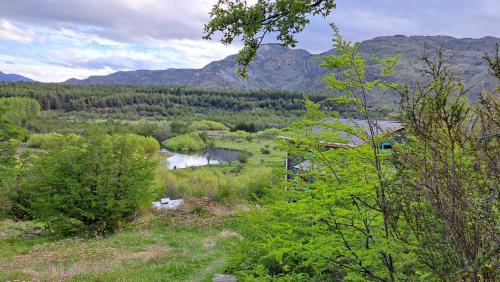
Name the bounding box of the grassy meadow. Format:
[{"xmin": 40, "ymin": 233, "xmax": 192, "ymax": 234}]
[
  {"xmin": 0, "ymin": 126, "xmax": 285, "ymax": 281},
  {"xmin": 0, "ymin": 199, "xmax": 242, "ymax": 282}
]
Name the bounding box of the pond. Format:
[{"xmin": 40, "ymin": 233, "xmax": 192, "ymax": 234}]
[{"xmin": 162, "ymin": 149, "xmax": 241, "ymax": 169}]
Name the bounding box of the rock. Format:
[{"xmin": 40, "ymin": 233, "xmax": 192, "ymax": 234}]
[{"xmin": 213, "ymin": 274, "xmax": 237, "ymax": 282}]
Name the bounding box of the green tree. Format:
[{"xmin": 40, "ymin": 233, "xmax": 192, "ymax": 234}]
[
  {"xmin": 0, "ymin": 106, "xmax": 25, "ymax": 217},
  {"xmin": 394, "ymin": 47, "xmax": 499, "ymax": 281},
  {"xmin": 12, "ymin": 131, "xmax": 157, "ymax": 236},
  {"xmin": 0, "ymin": 97, "xmax": 40, "ymax": 128},
  {"xmin": 228, "ymin": 30, "xmax": 419, "ymax": 281},
  {"xmin": 204, "ymin": 0, "xmax": 336, "ymax": 76}
]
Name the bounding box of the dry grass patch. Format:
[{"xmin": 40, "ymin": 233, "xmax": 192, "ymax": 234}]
[{"xmin": 0, "ymin": 241, "xmax": 170, "ymax": 281}]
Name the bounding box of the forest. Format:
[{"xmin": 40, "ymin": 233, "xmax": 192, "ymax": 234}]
[{"xmin": 0, "ymin": 0, "xmax": 499, "ymax": 281}]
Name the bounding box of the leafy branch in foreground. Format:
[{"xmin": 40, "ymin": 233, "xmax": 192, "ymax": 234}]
[
  {"xmin": 395, "ymin": 47, "xmax": 500, "ymax": 281},
  {"xmin": 203, "ymin": 0, "xmax": 336, "ymax": 77}
]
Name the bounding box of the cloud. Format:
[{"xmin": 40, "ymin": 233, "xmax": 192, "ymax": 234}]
[
  {"xmin": 0, "ymin": 20, "xmax": 36, "ymax": 44},
  {"xmin": 0, "ymin": 0, "xmax": 215, "ymax": 45},
  {"xmin": 0, "ymin": 0, "xmax": 499, "ymax": 82},
  {"xmin": 292, "ymin": 0, "xmax": 500, "ymax": 51}
]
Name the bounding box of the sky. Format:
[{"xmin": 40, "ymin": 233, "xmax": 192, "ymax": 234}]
[{"xmin": 0, "ymin": 0, "xmax": 499, "ymax": 82}]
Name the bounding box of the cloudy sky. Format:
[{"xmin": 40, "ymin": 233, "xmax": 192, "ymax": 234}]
[{"xmin": 0, "ymin": 0, "xmax": 499, "ymax": 82}]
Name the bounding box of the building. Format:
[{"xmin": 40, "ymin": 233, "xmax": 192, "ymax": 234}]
[{"xmin": 282, "ymin": 119, "xmax": 405, "ymax": 176}]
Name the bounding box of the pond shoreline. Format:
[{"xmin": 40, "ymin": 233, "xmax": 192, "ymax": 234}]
[{"xmin": 161, "ymin": 147, "xmax": 248, "ymax": 169}]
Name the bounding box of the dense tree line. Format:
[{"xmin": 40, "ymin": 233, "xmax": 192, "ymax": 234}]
[{"xmin": 0, "ymin": 83, "xmax": 352, "ymax": 119}]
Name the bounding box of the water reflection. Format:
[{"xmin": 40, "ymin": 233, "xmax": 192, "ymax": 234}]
[{"xmin": 162, "ymin": 149, "xmax": 240, "ymax": 169}]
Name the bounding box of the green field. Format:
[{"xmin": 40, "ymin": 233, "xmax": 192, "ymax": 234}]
[
  {"xmin": 0, "ymin": 203, "xmax": 239, "ymax": 282},
  {"xmin": 0, "ymin": 133, "xmax": 284, "ymax": 281}
]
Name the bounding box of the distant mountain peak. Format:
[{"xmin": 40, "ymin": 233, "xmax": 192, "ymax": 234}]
[
  {"xmin": 0, "ymin": 71, "xmax": 34, "ymax": 82},
  {"xmin": 64, "ymin": 35, "xmax": 499, "ymax": 100}
]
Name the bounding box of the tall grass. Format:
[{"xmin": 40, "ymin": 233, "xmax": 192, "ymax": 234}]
[{"xmin": 154, "ymin": 166, "xmax": 274, "ymax": 203}]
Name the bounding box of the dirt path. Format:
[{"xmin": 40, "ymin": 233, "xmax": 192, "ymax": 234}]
[{"xmin": 189, "ymin": 257, "xmax": 227, "ymax": 282}]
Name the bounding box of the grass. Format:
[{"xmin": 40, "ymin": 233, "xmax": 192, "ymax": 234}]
[
  {"xmin": 215, "ymin": 138, "xmax": 284, "ymax": 169},
  {"xmin": 0, "ymin": 200, "xmax": 240, "ymax": 282},
  {"xmin": 155, "ymin": 137, "xmax": 285, "ymax": 202}
]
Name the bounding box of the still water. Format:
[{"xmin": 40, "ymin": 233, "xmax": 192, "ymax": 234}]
[{"xmin": 162, "ymin": 149, "xmax": 240, "ymax": 169}]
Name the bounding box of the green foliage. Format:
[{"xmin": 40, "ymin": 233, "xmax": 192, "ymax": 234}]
[
  {"xmin": 256, "ymin": 128, "xmax": 282, "ymax": 140},
  {"xmin": 232, "ymin": 122, "xmax": 257, "ymax": 133},
  {"xmin": 191, "ymin": 120, "xmax": 229, "ymax": 131},
  {"xmin": 204, "ymin": 0, "xmax": 336, "ymax": 76},
  {"xmin": 0, "ymin": 104, "xmax": 27, "ymax": 218},
  {"xmin": 0, "ymin": 97, "xmax": 40, "ymax": 128},
  {"xmin": 395, "ymin": 48, "xmax": 500, "ymax": 280},
  {"xmin": 127, "ymin": 134, "xmax": 160, "ymax": 154},
  {"xmin": 0, "ymin": 83, "xmax": 331, "ymax": 126},
  {"xmin": 483, "ymin": 43, "xmax": 500, "ymax": 83},
  {"xmin": 227, "ymin": 30, "xmax": 422, "ymax": 281},
  {"xmin": 154, "ymin": 166, "xmax": 274, "ymax": 202},
  {"xmin": 27, "ymin": 133, "xmax": 82, "ymax": 149},
  {"xmin": 237, "ymin": 153, "xmax": 249, "ymax": 164},
  {"xmin": 162, "ymin": 133, "xmax": 206, "ymax": 151},
  {"xmin": 260, "ymin": 147, "xmax": 270, "ymax": 155},
  {"xmin": 10, "ymin": 131, "xmax": 157, "ymax": 236},
  {"xmin": 169, "ymin": 121, "xmax": 191, "ymax": 136},
  {"xmin": 133, "ymin": 120, "xmax": 170, "ymax": 141},
  {"xmin": 228, "ymin": 103, "xmax": 422, "ymax": 281}
]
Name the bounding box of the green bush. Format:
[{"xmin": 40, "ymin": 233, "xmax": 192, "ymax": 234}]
[
  {"xmin": 0, "ymin": 97, "xmax": 40, "ymax": 127},
  {"xmin": 27, "ymin": 133, "xmax": 81, "ymax": 149},
  {"xmin": 256, "ymin": 128, "xmax": 282, "ymax": 140},
  {"xmin": 12, "ymin": 131, "xmax": 157, "ymax": 236},
  {"xmin": 260, "ymin": 147, "xmax": 271, "ymax": 154},
  {"xmin": 191, "ymin": 120, "xmax": 229, "ymax": 131},
  {"xmin": 238, "ymin": 153, "xmax": 249, "ymax": 164},
  {"xmin": 126, "ymin": 134, "xmax": 160, "ymax": 154},
  {"xmin": 162, "ymin": 133, "xmax": 206, "ymax": 151}
]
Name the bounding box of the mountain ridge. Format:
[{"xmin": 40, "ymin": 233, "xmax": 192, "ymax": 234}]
[
  {"xmin": 65, "ymin": 35, "xmax": 500, "ymax": 97},
  {"xmin": 0, "ymin": 71, "xmax": 34, "ymax": 82}
]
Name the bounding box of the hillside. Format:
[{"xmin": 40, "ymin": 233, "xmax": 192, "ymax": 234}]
[
  {"xmin": 0, "ymin": 71, "xmax": 34, "ymax": 82},
  {"xmin": 66, "ymin": 36, "xmax": 500, "ymax": 99}
]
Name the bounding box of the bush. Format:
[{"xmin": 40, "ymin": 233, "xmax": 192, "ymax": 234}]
[
  {"xmin": 0, "ymin": 97, "xmax": 40, "ymax": 127},
  {"xmin": 170, "ymin": 121, "xmax": 191, "ymax": 135},
  {"xmin": 162, "ymin": 133, "xmax": 206, "ymax": 151},
  {"xmin": 127, "ymin": 134, "xmax": 160, "ymax": 154},
  {"xmin": 27, "ymin": 133, "xmax": 81, "ymax": 149},
  {"xmin": 191, "ymin": 120, "xmax": 229, "ymax": 131},
  {"xmin": 260, "ymin": 147, "xmax": 271, "ymax": 154},
  {"xmin": 12, "ymin": 131, "xmax": 157, "ymax": 236},
  {"xmin": 256, "ymin": 128, "xmax": 282, "ymax": 140},
  {"xmin": 245, "ymin": 134, "xmax": 254, "ymax": 142},
  {"xmin": 134, "ymin": 120, "xmax": 170, "ymax": 141},
  {"xmin": 231, "ymin": 122, "xmax": 257, "ymax": 133},
  {"xmin": 238, "ymin": 153, "xmax": 249, "ymax": 164}
]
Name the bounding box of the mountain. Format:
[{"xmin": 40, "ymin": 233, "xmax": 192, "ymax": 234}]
[
  {"xmin": 65, "ymin": 36, "xmax": 500, "ymax": 98},
  {"xmin": 0, "ymin": 71, "xmax": 34, "ymax": 82}
]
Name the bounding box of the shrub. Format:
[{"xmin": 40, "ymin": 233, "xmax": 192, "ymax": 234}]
[
  {"xmin": 162, "ymin": 133, "xmax": 206, "ymax": 151},
  {"xmin": 256, "ymin": 128, "xmax": 282, "ymax": 140},
  {"xmin": 231, "ymin": 122, "xmax": 257, "ymax": 133},
  {"xmin": 245, "ymin": 134, "xmax": 254, "ymax": 142},
  {"xmin": 13, "ymin": 132, "xmax": 157, "ymax": 236},
  {"xmin": 126, "ymin": 134, "xmax": 160, "ymax": 154},
  {"xmin": 191, "ymin": 120, "xmax": 229, "ymax": 131},
  {"xmin": 27, "ymin": 133, "xmax": 81, "ymax": 149},
  {"xmin": 170, "ymin": 121, "xmax": 191, "ymax": 135},
  {"xmin": 260, "ymin": 147, "xmax": 271, "ymax": 154},
  {"xmin": 238, "ymin": 153, "xmax": 249, "ymax": 164},
  {"xmin": 0, "ymin": 97, "xmax": 40, "ymax": 127}
]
